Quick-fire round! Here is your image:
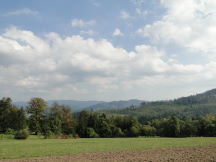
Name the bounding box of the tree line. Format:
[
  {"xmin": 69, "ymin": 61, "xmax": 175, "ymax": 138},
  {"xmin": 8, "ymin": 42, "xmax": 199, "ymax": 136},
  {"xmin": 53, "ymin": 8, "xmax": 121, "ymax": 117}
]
[{"xmin": 0, "ymin": 97, "xmax": 216, "ymax": 139}]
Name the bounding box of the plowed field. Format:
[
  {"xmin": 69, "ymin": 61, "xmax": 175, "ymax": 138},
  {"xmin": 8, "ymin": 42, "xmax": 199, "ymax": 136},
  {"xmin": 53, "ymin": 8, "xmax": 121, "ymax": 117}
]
[{"xmin": 2, "ymin": 145, "xmax": 216, "ymax": 162}]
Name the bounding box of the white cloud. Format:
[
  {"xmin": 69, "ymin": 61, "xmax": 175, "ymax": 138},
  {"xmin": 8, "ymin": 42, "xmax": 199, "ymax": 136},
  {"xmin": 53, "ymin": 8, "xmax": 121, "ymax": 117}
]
[
  {"xmin": 90, "ymin": 0, "xmax": 100, "ymax": 7},
  {"xmin": 4, "ymin": 8, "xmax": 38, "ymax": 16},
  {"xmin": 120, "ymin": 11, "xmax": 132, "ymax": 19},
  {"xmin": 136, "ymin": 8, "xmax": 149, "ymax": 16},
  {"xmin": 137, "ymin": 0, "xmax": 216, "ymax": 56},
  {"xmin": 71, "ymin": 19, "xmax": 96, "ymax": 28},
  {"xmin": 80, "ymin": 30, "xmax": 95, "ymax": 36},
  {"xmin": 130, "ymin": 0, "xmax": 145, "ymax": 6},
  {"xmin": 1, "ymin": 27, "xmax": 216, "ymax": 101},
  {"xmin": 113, "ymin": 28, "xmax": 124, "ymax": 36}
]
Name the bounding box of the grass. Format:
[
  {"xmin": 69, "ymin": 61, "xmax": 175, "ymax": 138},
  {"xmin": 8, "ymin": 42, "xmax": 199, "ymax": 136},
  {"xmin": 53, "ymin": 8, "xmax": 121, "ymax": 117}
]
[{"xmin": 0, "ymin": 136, "xmax": 216, "ymax": 159}]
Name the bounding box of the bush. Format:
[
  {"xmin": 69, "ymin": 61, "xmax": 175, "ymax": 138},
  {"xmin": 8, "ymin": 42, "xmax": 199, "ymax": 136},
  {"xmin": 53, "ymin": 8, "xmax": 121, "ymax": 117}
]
[
  {"xmin": 128, "ymin": 126, "xmax": 140, "ymax": 137},
  {"xmin": 112, "ymin": 127, "xmax": 124, "ymax": 137},
  {"xmin": 141, "ymin": 125, "xmax": 156, "ymax": 136},
  {"xmin": 0, "ymin": 134, "xmax": 14, "ymax": 140},
  {"xmin": 86, "ymin": 128, "xmax": 99, "ymax": 138},
  {"xmin": 43, "ymin": 130, "xmax": 54, "ymax": 139},
  {"xmin": 6, "ymin": 128, "xmax": 15, "ymax": 135},
  {"xmin": 14, "ymin": 129, "xmax": 29, "ymax": 139},
  {"xmin": 1, "ymin": 129, "xmax": 15, "ymax": 139}
]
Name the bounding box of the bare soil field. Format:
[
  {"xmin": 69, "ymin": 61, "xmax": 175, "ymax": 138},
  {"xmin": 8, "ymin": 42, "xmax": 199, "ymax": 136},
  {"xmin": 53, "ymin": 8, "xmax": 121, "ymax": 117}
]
[{"xmin": 2, "ymin": 145, "xmax": 216, "ymax": 162}]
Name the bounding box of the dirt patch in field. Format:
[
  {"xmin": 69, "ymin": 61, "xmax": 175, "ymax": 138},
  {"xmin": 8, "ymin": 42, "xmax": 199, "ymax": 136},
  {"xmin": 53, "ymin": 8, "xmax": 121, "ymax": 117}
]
[{"xmin": 2, "ymin": 145, "xmax": 216, "ymax": 162}]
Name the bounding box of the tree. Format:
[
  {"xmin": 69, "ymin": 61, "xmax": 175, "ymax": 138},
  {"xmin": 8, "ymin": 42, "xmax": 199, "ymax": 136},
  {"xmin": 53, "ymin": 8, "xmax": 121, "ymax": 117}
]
[
  {"xmin": 164, "ymin": 116, "xmax": 181, "ymax": 137},
  {"xmin": 96, "ymin": 118, "xmax": 112, "ymax": 137},
  {"xmin": 86, "ymin": 128, "xmax": 99, "ymax": 138},
  {"xmin": 27, "ymin": 98, "xmax": 47, "ymax": 135},
  {"xmin": 12, "ymin": 108, "xmax": 27, "ymax": 131},
  {"xmin": 61, "ymin": 105, "xmax": 75, "ymax": 135},
  {"xmin": 40, "ymin": 103, "xmax": 75, "ymax": 136},
  {"xmin": 0, "ymin": 97, "xmax": 12, "ymax": 133},
  {"xmin": 76, "ymin": 110, "xmax": 91, "ymax": 137},
  {"xmin": 41, "ymin": 114, "xmax": 52, "ymax": 138},
  {"xmin": 141, "ymin": 125, "xmax": 156, "ymax": 136},
  {"xmin": 0, "ymin": 98, "xmax": 26, "ymax": 133},
  {"xmin": 48, "ymin": 103, "xmax": 63, "ymax": 135},
  {"xmin": 197, "ymin": 115, "xmax": 216, "ymax": 137},
  {"xmin": 111, "ymin": 126, "xmax": 124, "ymax": 137},
  {"xmin": 180, "ymin": 119, "xmax": 197, "ymax": 137}
]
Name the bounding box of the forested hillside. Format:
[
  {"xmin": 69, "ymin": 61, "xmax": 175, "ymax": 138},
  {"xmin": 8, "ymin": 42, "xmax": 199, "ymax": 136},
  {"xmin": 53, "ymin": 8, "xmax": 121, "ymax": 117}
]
[
  {"xmin": 97, "ymin": 89, "xmax": 216, "ymax": 123},
  {"xmin": 87, "ymin": 99, "xmax": 142, "ymax": 111}
]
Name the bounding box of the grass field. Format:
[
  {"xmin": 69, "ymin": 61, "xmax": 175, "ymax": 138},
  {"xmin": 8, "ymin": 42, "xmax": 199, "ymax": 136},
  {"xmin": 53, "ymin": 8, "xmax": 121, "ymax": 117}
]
[{"xmin": 0, "ymin": 136, "xmax": 216, "ymax": 160}]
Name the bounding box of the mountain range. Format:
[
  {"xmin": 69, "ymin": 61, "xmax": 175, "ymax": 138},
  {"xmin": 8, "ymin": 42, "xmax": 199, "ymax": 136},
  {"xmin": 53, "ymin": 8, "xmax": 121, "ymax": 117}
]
[
  {"xmin": 13, "ymin": 99, "xmax": 143, "ymax": 112},
  {"xmin": 13, "ymin": 89, "xmax": 216, "ymax": 120}
]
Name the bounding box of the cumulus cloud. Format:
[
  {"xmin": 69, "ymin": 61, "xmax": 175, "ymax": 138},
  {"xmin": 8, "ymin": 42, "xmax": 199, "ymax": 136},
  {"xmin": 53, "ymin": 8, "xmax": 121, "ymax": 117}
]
[
  {"xmin": 120, "ymin": 11, "xmax": 132, "ymax": 19},
  {"xmin": 136, "ymin": 8, "xmax": 149, "ymax": 16},
  {"xmin": 113, "ymin": 28, "xmax": 124, "ymax": 36},
  {"xmin": 0, "ymin": 27, "xmax": 216, "ymax": 100},
  {"xmin": 80, "ymin": 30, "xmax": 95, "ymax": 36},
  {"xmin": 71, "ymin": 19, "xmax": 96, "ymax": 28},
  {"xmin": 4, "ymin": 8, "xmax": 39, "ymax": 16},
  {"xmin": 90, "ymin": 0, "xmax": 100, "ymax": 7},
  {"xmin": 137, "ymin": 0, "xmax": 216, "ymax": 56},
  {"xmin": 130, "ymin": 0, "xmax": 145, "ymax": 6}
]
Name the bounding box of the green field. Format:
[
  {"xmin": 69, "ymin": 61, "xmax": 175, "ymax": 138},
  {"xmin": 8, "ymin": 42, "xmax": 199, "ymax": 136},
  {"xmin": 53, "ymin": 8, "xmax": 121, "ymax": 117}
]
[{"xmin": 0, "ymin": 136, "xmax": 216, "ymax": 160}]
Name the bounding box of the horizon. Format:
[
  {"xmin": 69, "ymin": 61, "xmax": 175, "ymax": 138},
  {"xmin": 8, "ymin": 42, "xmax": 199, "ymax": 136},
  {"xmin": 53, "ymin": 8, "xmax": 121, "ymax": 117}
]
[
  {"xmin": 1, "ymin": 0, "xmax": 216, "ymax": 101},
  {"xmin": 12, "ymin": 88, "xmax": 214, "ymax": 102}
]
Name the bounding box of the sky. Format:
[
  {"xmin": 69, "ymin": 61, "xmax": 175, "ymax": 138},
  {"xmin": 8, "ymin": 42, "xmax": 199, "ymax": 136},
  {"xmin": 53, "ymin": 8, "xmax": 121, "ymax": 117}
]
[{"xmin": 0, "ymin": 0, "xmax": 216, "ymax": 101}]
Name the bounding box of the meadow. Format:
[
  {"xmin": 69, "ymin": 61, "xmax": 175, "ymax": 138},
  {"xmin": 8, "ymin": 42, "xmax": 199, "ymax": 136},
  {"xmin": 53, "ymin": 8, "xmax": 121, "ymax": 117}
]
[{"xmin": 0, "ymin": 136, "xmax": 216, "ymax": 160}]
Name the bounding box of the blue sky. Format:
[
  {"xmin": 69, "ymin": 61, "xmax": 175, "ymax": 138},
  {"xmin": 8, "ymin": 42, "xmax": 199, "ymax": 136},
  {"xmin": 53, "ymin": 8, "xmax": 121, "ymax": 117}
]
[
  {"xmin": 0, "ymin": 0, "xmax": 216, "ymax": 101},
  {"xmin": 0, "ymin": 0, "xmax": 163, "ymax": 50}
]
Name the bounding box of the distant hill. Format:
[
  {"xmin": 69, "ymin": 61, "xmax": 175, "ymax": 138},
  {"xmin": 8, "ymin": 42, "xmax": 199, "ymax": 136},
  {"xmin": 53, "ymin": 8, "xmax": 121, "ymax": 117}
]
[
  {"xmin": 13, "ymin": 99, "xmax": 143, "ymax": 112},
  {"xmin": 14, "ymin": 89, "xmax": 216, "ymax": 117},
  {"xmin": 97, "ymin": 89, "xmax": 216, "ymax": 123},
  {"xmin": 173, "ymin": 88, "xmax": 216, "ymax": 105},
  {"xmin": 87, "ymin": 99, "xmax": 143, "ymax": 111},
  {"xmin": 14, "ymin": 100, "xmax": 104, "ymax": 112}
]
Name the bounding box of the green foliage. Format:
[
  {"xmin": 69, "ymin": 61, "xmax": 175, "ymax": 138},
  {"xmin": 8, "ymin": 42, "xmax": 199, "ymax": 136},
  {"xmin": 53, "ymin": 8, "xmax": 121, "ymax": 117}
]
[
  {"xmin": 76, "ymin": 110, "xmax": 216, "ymax": 138},
  {"xmin": 0, "ymin": 98, "xmax": 27, "ymax": 133},
  {"xmin": 1, "ymin": 96, "xmax": 216, "ymax": 138},
  {"xmin": 41, "ymin": 115, "xmax": 52, "ymax": 137},
  {"xmin": 180, "ymin": 119, "xmax": 197, "ymax": 137},
  {"xmin": 14, "ymin": 108, "xmax": 27, "ymax": 130},
  {"xmin": 43, "ymin": 130, "xmax": 53, "ymax": 139},
  {"xmin": 61, "ymin": 105, "xmax": 76, "ymax": 135},
  {"xmin": 40, "ymin": 103, "xmax": 76, "ymax": 137},
  {"xmin": 111, "ymin": 126, "xmax": 124, "ymax": 137},
  {"xmin": 95, "ymin": 114, "xmax": 113, "ymax": 137},
  {"xmin": 0, "ymin": 98, "xmax": 13, "ymax": 132},
  {"xmin": 141, "ymin": 125, "xmax": 156, "ymax": 136},
  {"xmin": 166, "ymin": 116, "xmax": 181, "ymax": 137},
  {"xmin": 196, "ymin": 115, "xmax": 216, "ymax": 137},
  {"xmin": 128, "ymin": 126, "xmax": 139, "ymax": 137},
  {"xmin": 5, "ymin": 128, "xmax": 15, "ymax": 135},
  {"xmin": 149, "ymin": 115, "xmax": 216, "ymax": 137},
  {"xmin": 14, "ymin": 129, "xmax": 29, "ymax": 139},
  {"xmin": 27, "ymin": 98, "xmax": 47, "ymax": 135},
  {"xmin": 76, "ymin": 111, "xmax": 142, "ymax": 137},
  {"xmin": 0, "ymin": 134, "xmax": 14, "ymax": 140},
  {"xmin": 0, "ymin": 128, "xmax": 15, "ymax": 139},
  {"xmin": 86, "ymin": 128, "xmax": 99, "ymax": 138}
]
